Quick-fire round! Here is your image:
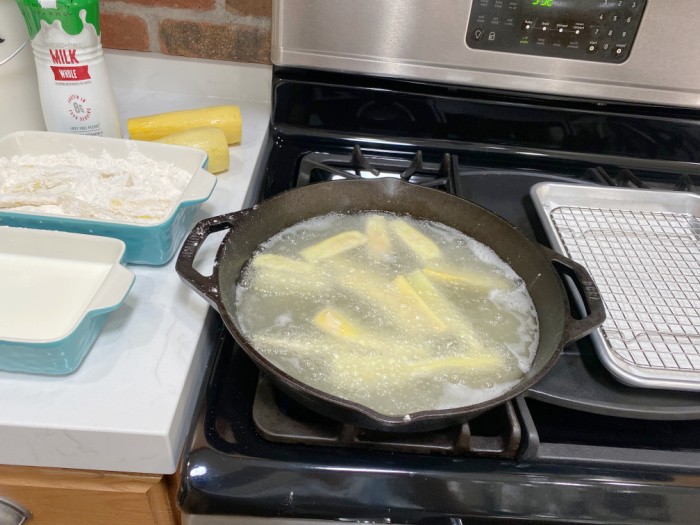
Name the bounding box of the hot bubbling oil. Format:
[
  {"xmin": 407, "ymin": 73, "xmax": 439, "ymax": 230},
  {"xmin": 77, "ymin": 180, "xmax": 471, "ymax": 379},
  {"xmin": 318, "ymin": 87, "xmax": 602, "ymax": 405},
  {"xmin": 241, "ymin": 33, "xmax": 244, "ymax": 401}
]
[{"xmin": 234, "ymin": 211, "xmax": 539, "ymax": 417}]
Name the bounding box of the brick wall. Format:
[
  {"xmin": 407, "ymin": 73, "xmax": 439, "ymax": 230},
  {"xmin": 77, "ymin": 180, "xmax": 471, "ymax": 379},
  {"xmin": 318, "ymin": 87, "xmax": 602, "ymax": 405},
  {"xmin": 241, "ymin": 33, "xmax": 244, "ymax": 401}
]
[{"xmin": 100, "ymin": 0, "xmax": 272, "ymax": 64}]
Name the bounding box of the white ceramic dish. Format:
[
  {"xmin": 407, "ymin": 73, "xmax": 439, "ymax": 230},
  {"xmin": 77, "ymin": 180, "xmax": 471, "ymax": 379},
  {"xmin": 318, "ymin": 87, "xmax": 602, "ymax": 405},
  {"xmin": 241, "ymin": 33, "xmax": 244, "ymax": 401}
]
[
  {"xmin": 0, "ymin": 130, "xmax": 217, "ymax": 265},
  {"xmin": 0, "ymin": 226, "xmax": 134, "ymax": 375}
]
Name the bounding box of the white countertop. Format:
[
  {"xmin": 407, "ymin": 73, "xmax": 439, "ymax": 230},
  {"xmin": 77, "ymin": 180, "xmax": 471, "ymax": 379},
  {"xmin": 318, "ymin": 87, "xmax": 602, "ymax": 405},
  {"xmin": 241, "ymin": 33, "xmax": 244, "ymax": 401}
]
[{"xmin": 0, "ymin": 51, "xmax": 271, "ymax": 474}]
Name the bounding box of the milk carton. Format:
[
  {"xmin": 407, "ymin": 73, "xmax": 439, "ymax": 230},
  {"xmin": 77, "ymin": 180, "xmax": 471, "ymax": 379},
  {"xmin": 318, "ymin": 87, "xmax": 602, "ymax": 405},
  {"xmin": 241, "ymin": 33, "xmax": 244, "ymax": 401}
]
[{"xmin": 16, "ymin": 0, "xmax": 121, "ymax": 137}]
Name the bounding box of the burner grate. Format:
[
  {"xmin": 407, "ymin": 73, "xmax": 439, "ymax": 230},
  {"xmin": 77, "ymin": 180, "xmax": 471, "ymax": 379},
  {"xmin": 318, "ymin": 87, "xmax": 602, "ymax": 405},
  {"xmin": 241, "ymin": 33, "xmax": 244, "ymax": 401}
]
[
  {"xmin": 252, "ymin": 375, "xmax": 521, "ymax": 458},
  {"xmin": 584, "ymin": 166, "xmax": 698, "ymax": 192},
  {"xmin": 297, "ymin": 145, "xmax": 456, "ymax": 190}
]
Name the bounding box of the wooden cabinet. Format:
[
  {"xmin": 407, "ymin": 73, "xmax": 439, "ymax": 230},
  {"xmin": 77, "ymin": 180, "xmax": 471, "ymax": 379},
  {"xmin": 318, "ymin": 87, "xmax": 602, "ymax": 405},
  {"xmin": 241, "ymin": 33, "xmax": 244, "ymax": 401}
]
[{"xmin": 0, "ymin": 465, "xmax": 180, "ymax": 525}]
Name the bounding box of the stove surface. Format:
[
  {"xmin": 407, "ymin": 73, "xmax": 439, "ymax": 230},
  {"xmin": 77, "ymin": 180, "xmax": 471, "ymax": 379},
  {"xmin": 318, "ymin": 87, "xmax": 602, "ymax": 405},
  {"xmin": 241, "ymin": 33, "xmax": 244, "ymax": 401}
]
[
  {"xmin": 181, "ymin": 331, "xmax": 700, "ymax": 523},
  {"xmin": 266, "ymin": 145, "xmax": 700, "ymax": 421},
  {"xmin": 180, "ymin": 157, "xmax": 700, "ymax": 524},
  {"xmin": 180, "ymin": 68, "xmax": 700, "ymax": 523}
]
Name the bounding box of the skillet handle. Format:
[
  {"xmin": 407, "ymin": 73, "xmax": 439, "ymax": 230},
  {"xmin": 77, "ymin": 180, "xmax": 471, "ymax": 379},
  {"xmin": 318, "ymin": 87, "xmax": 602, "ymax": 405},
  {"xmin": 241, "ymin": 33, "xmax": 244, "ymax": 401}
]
[
  {"xmin": 176, "ymin": 210, "xmax": 249, "ymax": 310},
  {"xmin": 542, "ymin": 246, "xmax": 606, "ymax": 345}
]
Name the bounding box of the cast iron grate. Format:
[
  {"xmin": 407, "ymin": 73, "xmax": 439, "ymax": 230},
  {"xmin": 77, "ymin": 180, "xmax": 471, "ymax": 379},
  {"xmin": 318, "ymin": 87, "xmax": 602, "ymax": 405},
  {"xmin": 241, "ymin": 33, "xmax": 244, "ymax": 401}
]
[
  {"xmin": 252, "ymin": 374, "xmax": 521, "ymax": 458},
  {"xmin": 297, "ymin": 145, "xmax": 456, "ymax": 190},
  {"xmin": 298, "ymin": 145, "xmax": 699, "ymax": 194},
  {"xmin": 584, "ymin": 166, "xmax": 698, "ymax": 191}
]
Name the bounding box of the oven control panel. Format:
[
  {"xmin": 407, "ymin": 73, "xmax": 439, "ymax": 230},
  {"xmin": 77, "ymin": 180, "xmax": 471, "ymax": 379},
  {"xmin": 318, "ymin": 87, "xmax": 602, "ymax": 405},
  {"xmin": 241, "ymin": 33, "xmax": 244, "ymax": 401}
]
[{"xmin": 466, "ymin": 0, "xmax": 648, "ymax": 62}]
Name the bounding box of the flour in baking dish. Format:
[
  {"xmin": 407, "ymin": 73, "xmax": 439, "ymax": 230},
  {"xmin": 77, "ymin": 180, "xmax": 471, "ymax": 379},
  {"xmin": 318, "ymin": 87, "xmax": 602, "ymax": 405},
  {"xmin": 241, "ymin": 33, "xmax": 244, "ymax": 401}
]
[{"xmin": 0, "ymin": 150, "xmax": 192, "ymax": 223}]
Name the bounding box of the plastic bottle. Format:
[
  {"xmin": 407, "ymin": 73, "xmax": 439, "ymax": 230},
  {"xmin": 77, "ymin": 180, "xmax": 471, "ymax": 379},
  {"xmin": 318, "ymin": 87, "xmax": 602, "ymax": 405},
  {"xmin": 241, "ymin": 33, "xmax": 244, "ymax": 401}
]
[
  {"xmin": 15, "ymin": 0, "xmax": 122, "ymax": 138},
  {"xmin": 0, "ymin": 0, "xmax": 46, "ymax": 136}
]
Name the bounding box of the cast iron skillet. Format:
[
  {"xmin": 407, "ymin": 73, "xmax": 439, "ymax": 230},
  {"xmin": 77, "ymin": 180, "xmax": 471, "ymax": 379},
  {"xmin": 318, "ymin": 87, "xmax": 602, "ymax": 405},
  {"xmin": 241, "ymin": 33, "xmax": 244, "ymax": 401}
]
[{"xmin": 176, "ymin": 178, "xmax": 605, "ymax": 432}]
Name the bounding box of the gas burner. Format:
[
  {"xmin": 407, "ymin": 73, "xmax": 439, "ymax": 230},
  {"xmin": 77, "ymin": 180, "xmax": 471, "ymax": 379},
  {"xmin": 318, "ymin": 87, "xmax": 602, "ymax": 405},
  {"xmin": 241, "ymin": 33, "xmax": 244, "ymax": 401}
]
[
  {"xmin": 297, "ymin": 145, "xmax": 455, "ymax": 190},
  {"xmin": 252, "ymin": 375, "xmax": 521, "ymax": 458}
]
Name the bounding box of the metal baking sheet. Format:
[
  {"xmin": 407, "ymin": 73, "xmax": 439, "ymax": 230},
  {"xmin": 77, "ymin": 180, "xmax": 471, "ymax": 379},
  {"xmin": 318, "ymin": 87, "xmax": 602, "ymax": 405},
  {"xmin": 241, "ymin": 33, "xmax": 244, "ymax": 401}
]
[{"xmin": 531, "ymin": 182, "xmax": 700, "ymax": 392}]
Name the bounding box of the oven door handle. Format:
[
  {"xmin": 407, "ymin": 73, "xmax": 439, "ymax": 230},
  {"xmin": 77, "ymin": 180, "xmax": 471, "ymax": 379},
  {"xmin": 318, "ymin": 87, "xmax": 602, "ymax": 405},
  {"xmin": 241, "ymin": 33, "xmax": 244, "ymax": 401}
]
[{"xmin": 176, "ymin": 209, "xmax": 250, "ymax": 310}]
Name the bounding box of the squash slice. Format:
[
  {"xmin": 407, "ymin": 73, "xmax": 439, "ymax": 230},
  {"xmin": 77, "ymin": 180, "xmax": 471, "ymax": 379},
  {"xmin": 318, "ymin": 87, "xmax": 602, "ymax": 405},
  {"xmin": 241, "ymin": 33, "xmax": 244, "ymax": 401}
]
[
  {"xmin": 301, "ymin": 231, "xmax": 367, "ymax": 262},
  {"xmin": 391, "ymin": 219, "xmax": 441, "ymax": 261},
  {"xmin": 313, "ymin": 308, "xmax": 429, "ymax": 357},
  {"xmin": 392, "ymin": 275, "xmax": 447, "ymax": 332},
  {"xmin": 365, "ymin": 214, "xmax": 392, "ymax": 257},
  {"xmin": 423, "ymin": 266, "xmax": 514, "ymax": 291},
  {"xmin": 251, "ymin": 253, "xmax": 316, "ymax": 274},
  {"xmin": 406, "ymin": 270, "xmax": 486, "ymax": 351}
]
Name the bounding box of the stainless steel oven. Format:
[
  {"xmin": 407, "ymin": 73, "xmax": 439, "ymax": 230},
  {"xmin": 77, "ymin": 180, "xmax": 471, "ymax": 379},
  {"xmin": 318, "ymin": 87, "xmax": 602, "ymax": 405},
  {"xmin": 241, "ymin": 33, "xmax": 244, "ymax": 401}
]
[{"xmin": 180, "ymin": 1, "xmax": 700, "ymax": 523}]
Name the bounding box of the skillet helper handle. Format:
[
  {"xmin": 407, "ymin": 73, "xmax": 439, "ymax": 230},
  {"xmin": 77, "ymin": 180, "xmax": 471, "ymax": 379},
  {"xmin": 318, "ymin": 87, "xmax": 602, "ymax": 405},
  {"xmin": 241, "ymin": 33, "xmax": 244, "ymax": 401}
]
[
  {"xmin": 542, "ymin": 246, "xmax": 606, "ymax": 345},
  {"xmin": 176, "ymin": 210, "xmax": 249, "ymax": 310}
]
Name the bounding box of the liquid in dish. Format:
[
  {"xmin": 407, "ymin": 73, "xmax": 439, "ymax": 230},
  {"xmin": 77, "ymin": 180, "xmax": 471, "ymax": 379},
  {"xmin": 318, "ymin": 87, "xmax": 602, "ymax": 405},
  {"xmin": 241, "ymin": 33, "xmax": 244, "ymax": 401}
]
[{"xmin": 235, "ymin": 211, "xmax": 540, "ymax": 417}]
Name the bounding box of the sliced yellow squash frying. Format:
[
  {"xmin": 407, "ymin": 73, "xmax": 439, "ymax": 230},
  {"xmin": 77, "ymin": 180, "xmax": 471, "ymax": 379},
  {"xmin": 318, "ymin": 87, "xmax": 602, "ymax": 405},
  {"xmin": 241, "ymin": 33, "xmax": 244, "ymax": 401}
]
[
  {"xmin": 406, "ymin": 269, "xmax": 485, "ymax": 351},
  {"xmin": 391, "ymin": 219, "xmax": 442, "ymax": 261},
  {"xmin": 313, "ymin": 308, "xmax": 361, "ymax": 341},
  {"xmin": 300, "ymin": 231, "xmax": 367, "ymax": 262},
  {"xmin": 331, "ymin": 352, "xmax": 505, "ymax": 389},
  {"xmin": 365, "ymin": 214, "xmax": 392, "ymax": 257},
  {"xmin": 313, "ymin": 307, "xmax": 428, "ymax": 357},
  {"xmin": 250, "ymin": 268, "xmax": 330, "ymax": 294},
  {"xmin": 251, "ymin": 253, "xmax": 316, "ymax": 274},
  {"xmin": 423, "ymin": 266, "xmax": 514, "ymax": 291},
  {"xmin": 326, "ymin": 261, "xmax": 445, "ymax": 336},
  {"xmin": 392, "ymin": 275, "xmax": 447, "ymax": 332}
]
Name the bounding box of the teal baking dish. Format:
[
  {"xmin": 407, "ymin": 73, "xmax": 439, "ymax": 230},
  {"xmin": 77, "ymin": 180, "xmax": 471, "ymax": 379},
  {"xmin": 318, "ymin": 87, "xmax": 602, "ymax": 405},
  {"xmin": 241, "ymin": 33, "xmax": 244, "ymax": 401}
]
[
  {"xmin": 0, "ymin": 227, "xmax": 135, "ymax": 375},
  {"xmin": 0, "ymin": 131, "xmax": 217, "ymax": 265}
]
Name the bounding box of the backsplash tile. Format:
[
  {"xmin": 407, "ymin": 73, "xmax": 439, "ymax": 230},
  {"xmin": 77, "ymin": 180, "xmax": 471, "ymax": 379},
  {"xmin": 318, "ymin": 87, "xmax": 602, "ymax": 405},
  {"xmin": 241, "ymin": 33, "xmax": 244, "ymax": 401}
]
[
  {"xmin": 159, "ymin": 19, "xmax": 271, "ymax": 63},
  {"xmin": 100, "ymin": 0, "xmax": 271, "ymax": 64},
  {"xmin": 226, "ymin": 0, "xmax": 272, "ymax": 17},
  {"xmin": 101, "ymin": 12, "xmax": 150, "ymax": 52}
]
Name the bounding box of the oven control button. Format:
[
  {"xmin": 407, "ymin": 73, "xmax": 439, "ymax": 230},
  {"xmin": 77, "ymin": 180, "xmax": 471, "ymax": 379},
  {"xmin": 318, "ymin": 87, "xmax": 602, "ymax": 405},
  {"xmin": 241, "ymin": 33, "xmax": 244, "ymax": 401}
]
[
  {"xmin": 488, "ymin": 31, "xmax": 497, "ymax": 41},
  {"xmin": 597, "ymin": 13, "xmax": 606, "ymax": 22},
  {"xmin": 474, "ymin": 28, "xmax": 485, "ymax": 40},
  {"xmin": 613, "ymin": 42, "xmax": 629, "ymax": 59},
  {"xmin": 587, "ymin": 43, "xmax": 598, "ymax": 54}
]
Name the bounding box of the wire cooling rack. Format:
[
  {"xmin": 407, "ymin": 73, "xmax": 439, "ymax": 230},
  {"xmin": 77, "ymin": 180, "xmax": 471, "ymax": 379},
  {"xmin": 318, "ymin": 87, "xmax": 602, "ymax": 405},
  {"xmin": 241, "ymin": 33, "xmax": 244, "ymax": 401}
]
[{"xmin": 550, "ymin": 205, "xmax": 700, "ymax": 385}]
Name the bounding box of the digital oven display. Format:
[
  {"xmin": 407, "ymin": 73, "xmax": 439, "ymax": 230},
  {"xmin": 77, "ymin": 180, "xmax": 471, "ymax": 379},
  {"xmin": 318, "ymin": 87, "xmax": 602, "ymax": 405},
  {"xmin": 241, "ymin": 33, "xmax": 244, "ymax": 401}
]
[{"xmin": 467, "ymin": 0, "xmax": 648, "ymax": 63}]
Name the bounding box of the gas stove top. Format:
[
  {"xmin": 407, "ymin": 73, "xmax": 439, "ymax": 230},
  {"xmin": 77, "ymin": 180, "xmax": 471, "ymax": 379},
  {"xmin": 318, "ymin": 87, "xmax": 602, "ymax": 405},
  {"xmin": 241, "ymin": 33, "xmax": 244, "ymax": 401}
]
[
  {"xmin": 179, "ymin": 68, "xmax": 700, "ymax": 525},
  {"xmin": 182, "ymin": 331, "xmax": 700, "ymax": 524}
]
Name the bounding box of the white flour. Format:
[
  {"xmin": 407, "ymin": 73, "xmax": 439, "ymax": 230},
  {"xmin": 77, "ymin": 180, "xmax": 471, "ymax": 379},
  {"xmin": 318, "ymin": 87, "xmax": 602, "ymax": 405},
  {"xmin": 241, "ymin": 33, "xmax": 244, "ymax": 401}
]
[{"xmin": 0, "ymin": 149, "xmax": 192, "ymax": 223}]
